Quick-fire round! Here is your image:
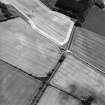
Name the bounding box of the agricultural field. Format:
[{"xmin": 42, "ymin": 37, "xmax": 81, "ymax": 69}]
[{"xmin": 0, "ymin": 0, "xmax": 105, "ymax": 105}]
